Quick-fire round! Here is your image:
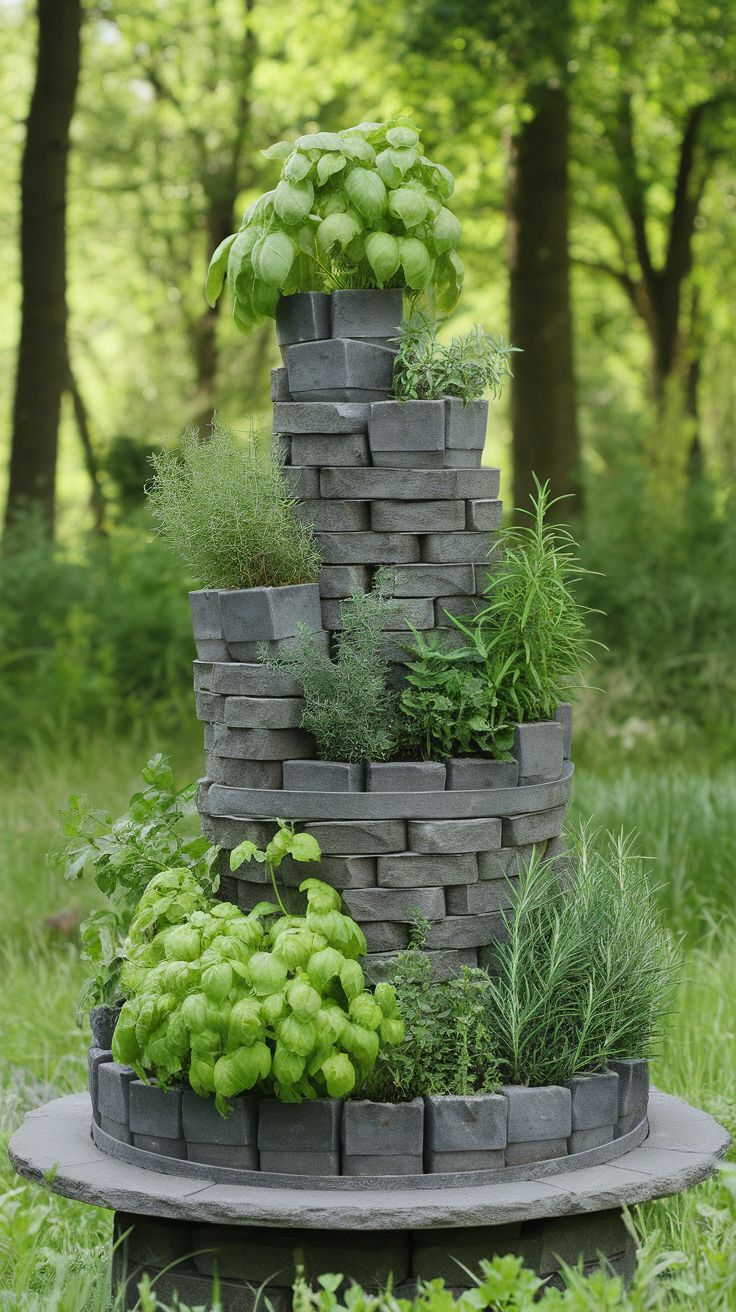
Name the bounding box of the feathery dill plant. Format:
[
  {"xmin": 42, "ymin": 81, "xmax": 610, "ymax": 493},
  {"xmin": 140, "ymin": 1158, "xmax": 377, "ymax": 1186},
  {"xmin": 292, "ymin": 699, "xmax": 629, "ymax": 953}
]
[
  {"xmin": 484, "ymin": 826, "xmax": 681, "ymax": 1087},
  {"xmin": 455, "ymin": 477, "xmax": 600, "ymax": 722},
  {"xmin": 146, "ymin": 416, "xmax": 320, "ymax": 590},
  {"xmin": 261, "ymin": 571, "xmax": 401, "ymax": 762}
]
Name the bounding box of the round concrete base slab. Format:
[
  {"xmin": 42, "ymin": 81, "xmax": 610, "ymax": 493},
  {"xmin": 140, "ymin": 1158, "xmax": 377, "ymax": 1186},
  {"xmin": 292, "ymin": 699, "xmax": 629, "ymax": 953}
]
[{"xmin": 8, "ymin": 1089, "xmax": 728, "ymax": 1230}]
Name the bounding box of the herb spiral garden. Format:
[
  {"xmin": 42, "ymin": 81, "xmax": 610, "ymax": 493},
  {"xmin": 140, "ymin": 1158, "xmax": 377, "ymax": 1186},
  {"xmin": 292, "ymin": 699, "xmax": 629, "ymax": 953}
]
[{"xmin": 8, "ymin": 117, "xmax": 728, "ymax": 1311}]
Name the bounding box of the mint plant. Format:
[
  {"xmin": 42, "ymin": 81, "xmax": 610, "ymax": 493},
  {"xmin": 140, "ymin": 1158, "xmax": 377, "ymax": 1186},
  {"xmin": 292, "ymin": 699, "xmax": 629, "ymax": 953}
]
[
  {"xmin": 205, "ymin": 118, "xmax": 464, "ymax": 334},
  {"xmin": 48, "ymin": 754, "xmax": 219, "ymax": 1012},
  {"xmin": 113, "ymin": 867, "xmax": 405, "ymax": 1108},
  {"xmin": 398, "ymin": 631, "xmax": 516, "ymax": 761},
  {"xmin": 392, "ymin": 311, "xmax": 518, "ymax": 403}
]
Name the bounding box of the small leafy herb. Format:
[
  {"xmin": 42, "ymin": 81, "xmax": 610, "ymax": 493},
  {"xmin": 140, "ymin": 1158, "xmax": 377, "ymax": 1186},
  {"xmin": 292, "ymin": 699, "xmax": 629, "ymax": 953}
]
[
  {"xmin": 113, "ymin": 868, "xmax": 404, "ymax": 1109},
  {"xmin": 205, "ymin": 118, "xmax": 464, "ymax": 335},
  {"xmin": 48, "ymin": 754, "xmax": 219, "ymax": 1012},
  {"xmin": 146, "ymin": 416, "xmax": 321, "ymax": 591},
  {"xmin": 398, "ymin": 631, "xmax": 516, "ymax": 761},
  {"xmin": 262, "ymin": 573, "xmax": 401, "ymax": 762},
  {"xmin": 392, "ymin": 311, "xmax": 517, "ymax": 403}
]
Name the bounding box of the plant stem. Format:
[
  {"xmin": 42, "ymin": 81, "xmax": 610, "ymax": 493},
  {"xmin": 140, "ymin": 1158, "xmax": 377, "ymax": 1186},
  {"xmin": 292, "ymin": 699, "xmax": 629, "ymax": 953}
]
[{"xmin": 267, "ymin": 860, "xmax": 288, "ymax": 916}]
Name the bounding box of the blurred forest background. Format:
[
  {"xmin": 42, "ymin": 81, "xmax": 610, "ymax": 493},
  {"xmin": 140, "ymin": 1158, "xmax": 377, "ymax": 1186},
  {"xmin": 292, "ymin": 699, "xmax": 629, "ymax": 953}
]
[{"xmin": 2, "ymin": 0, "xmax": 736, "ymax": 763}]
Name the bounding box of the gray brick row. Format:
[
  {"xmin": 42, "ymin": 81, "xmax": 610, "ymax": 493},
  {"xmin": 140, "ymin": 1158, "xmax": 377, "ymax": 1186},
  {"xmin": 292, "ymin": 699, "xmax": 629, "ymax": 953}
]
[
  {"xmin": 320, "ymin": 596, "xmax": 434, "ymax": 631},
  {"xmin": 320, "ymin": 467, "xmax": 501, "ymax": 501}
]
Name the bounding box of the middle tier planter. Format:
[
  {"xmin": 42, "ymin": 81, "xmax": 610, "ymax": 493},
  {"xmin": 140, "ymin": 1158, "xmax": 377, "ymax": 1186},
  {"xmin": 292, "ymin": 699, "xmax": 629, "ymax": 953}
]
[
  {"xmin": 286, "ymin": 339, "xmax": 397, "ymax": 403},
  {"xmin": 189, "ymin": 582, "xmax": 323, "ymax": 663}
]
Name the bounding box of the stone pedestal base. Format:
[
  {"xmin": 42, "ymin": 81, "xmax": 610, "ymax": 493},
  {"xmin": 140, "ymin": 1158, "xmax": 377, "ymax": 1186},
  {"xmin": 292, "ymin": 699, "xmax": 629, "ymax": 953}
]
[{"xmin": 8, "ymin": 1090, "xmax": 729, "ymax": 1310}]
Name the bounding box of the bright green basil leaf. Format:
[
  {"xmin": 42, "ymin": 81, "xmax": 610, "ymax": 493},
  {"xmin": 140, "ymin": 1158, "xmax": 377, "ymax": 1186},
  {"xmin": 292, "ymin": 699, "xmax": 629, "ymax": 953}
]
[
  {"xmin": 179, "ymin": 991, "xmax": 208, "ymax": 1032},
  {"xmin": 386, "ymin": 126, "xmax": 420, "ymax": 149},
  {"xmin": 189, "ymin": 1055, "xmax": 217, "ymax": 1097},
  {"xmin": 205, "ymin": 233, "xmax": 236, "ymax": 307},
  {"xmin": 320, "ymin": 191, "xmax": 347, "ymax": 217},
  {"xmin": 340, "ymin": 136, "xmax": 376, "ymax": 163},
  {"xmin": 322, "ymin": 1052, "xmax": 356, "ymax": 1098},
  {"xmin": 399, "ymin": 237, "xmax": 434, "ymax": 289},
  {"xmin": 277, "ymin": 1014, "xmax": 316, "ymax": 1057},
  {"xmin": 284, "ymin": 151, "xmax": 312, "ymax": 182},
  {"xmin": 338, "ymin": 918, "xmax": 367, "ymax": 961},
  {"xmin": 306, "ymin": 946, "xmax": 345, "ymax": 992},
  {"xmin": 316, "ymin": 210, "xmax": 361, "ymax": 255},
  {"xmin": 317, "ymin": 153, "xmax": 346, "ymax": 185},
  {"xmin": 296, "ymin": 131, "xmax": 343, "ymax": 151},
  {"xmin": 379, "ymin": 1016, "xmax": 406, "ymax": 1046},
  {"xmin": 227, "ymin": 997, "xmax": 263, "ymax": 1047},
  {"xmin": 375, "ymin": 149, "xmax": 402, "ymax": 189},
  {"xmin": 364, "ymin": 231, "xmax": 401, "ymax": 286},
  {"xmin": 256, "ymin": 232, "xmax": 296, "ymax": 288},
  {"xmin": 433, "ymin": 207, "xmax": 462, "ymax": 252},
  {"xmin": 163, "ymin": 926, "xmax": 201, "ymax": 962},
  {"xmin": 298, "ymin": 223, "xmax": 318, "ymax": 257},
  {"xmin": 226, "ymin": 227, "xmax": 257, "ymax": 299},
  {"xmin": 247, "ymin": 951, "xmax": 288, "ymax": 996},
  {"xmin": 338, "ymin": 1021, "xmax": 380, "ymax": 1066},
  {"xmin": 374, "ymin": 982, "xmax": 400, "ymax": 1019},
  {"xmin": 289, "ymin": 833, "xmax": 322, "ymax": 864},
  {"xmin": 388, "ymin": 146, "xmax": 418, "ymax": 176},
  {"xmin": 230, "ymin": 840, "xmax": 263, "ymax": 871},
  {"xmin": 274, "ymin": 930, "xmax": 311, "ymax": 973},
  {"xmin": 340, "ymin": 959, "xmax": 365, "ymax": 1002},
  {"xmin": 287, "ymin": 975, "xmax": 322, "ymax": 1019},
  {"xmin": 302, "ymin": 878, "xmax": 340, "ymax": 910},
  {"xmin": 202, "ymin": 960, "xmax": 233, "ymax": 1006},
  {"xmin": 261, "ymin": 989, "xmax": 287, "ymax": 1024},
  {"xmin": 274, "ymin": 178, "xmax": 314, "ymax": 226},
  {"xmin": 315, "ymin": 1002, "xmax": 349, "ymax": 1045},
  {"xmin": 349, "ymin": 992, "xmax": 382, "ymax": 1030},
  {"xmin": 273, "ymin": 1042, "xmax": 305, "ymax": 1086},
  {"xmin": 261, "ymin": 140, "xmax": 295, "ymax": 160},
  {"xmin": 344, "ymin": 167, "xmax": 387, "ymax": 220},
  {"xmin": 388, "ymin": 187, "xmax": 428, "ymax": 228}
]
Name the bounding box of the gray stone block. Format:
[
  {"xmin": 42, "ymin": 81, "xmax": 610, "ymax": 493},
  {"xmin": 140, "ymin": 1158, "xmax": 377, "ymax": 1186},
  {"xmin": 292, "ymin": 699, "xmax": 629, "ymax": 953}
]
[
  {"xmin": 318, "ymin": 564, "xmax": 370, "ymax": 598},
  {"xmin": 512, "ymin": 721, "xmax": 564, "ymax": 784},
  {"xmin": 426, "ymin": 1147, "xmax": 506, "ymax": 1172},
  {"xmin": 342, "ymin": 1098, "xmax": 424, "ymax": 1159},
  {"xmin": 197, "ymin": 661, "xmax": 302, "ymax": 697},
  {"xmin": 331, "ymin": 288, "xmax": 403, "ymax": 341},
  {"xmin": 188, "ymin": 1143, "xmax": 259, "ymax": 1169},
  {"xmin": 411, "ymin": 1224, "xmax": 523, "ymax": 1283},
  {"xmin": 282, "ymin": 760, "xmax": 364, "ymax": 792},
  {"xmin": 424, "ymin": 1093, "xmax": 507, "ymax": 1154},
  {"xmin": 408, "ymin": 818, "xmax": 502, "ymax": 854},
  {"xmin": 304, "ymin": 819, "xmax": 407, "ymax": 854},
  {"xmin": 189, "ymin": 589, "xmax": 228, "ymax": 661},
  {"xmin": 291, "ymin": 432, "xmax": 371, "ymax": 467},
  {"xmin": 366, "ymin": 761, "xmax": 446, "ymax": 792},
  {"xmin": 114, "ymin": 1211, "xmax": 193, "ymax": 1271},
  {"xmin": 219, "ymin": 583, "xmax": 322, "ymax": 645},
  {"xmin": 368, "ymin": 400, "xmax": 445, "ymax": 452},
  {"xmin": 132, "ymin": 1132, "xmax": 187, "ymax": 1159},
  {"xmin": 237, "ymin": 881, "xmax": 306, "ymax": 916},
  {"xmin": 100, "ymin": 1115, "xmax": 132, "ymax": 1144},
  {"xmin": 373, "ymin": 451, "xmax": 446, "ymax": 469},
  {"xmin": 362, "ymin": 947, "xmax": 477, "ymax": 983},
  {"xmin": 372, "ymin": 500, "xmax": 466, "ymax": 533},
  {"xmin": 501, "ymin": 1085, "xmax": 572, "ymax": 1142},
  {"xmin": 319, "ymin": 467, "xmax": 501, "ymax": 502},
  {"xmin": 260, "ymin": 1150, "xmax": 340, "ymax": 1176},
  {"xmin": 608, "ymin": 1058, "xmax": 650, "ymax": 1118},
  {"xmin": 209, "ymin": 723, "xmax": 314, "ymax": 761},
  {"xmin": 446, "ymin": 880, "xmax": 519, "ymax": 915},
  {"xmin": 444, "ymin": 398, "xmax": 489, "ymax": 449},
  {"xmin": 377, "ymin": 852, "xmax": 478, "ymax": 888},
  {"xmin": 566, "ymin": 1072, "xmax": 620, "ymax": 1131},
  {"xmin": 280, "ymin": 464, "xmax": 320, "ymax": 499},
  {"xmin": 568, "ymin": 1126, "xmax": 615, "ymax": 1154},
  {"xmin": 466, "ymin": 499, "xmax": 503, "ymax": 531},
  {"xmin": 443, "ymin": 449, "xmax": 483, "ymax": 468},
  {"xmin": 615, "ymin": 1110, "xmax": 644, "ymax": 1138},
  {"xmin": 555, "ymin": 702, "xmax": 573, "ymax": 759},
  {"xmin": 271, "ymin": 366, "xmax": 291, "ymax": 402},
  {"xmin": 445, "ymin": 758, "xmax": 520, "ymax": 790},
  {"xmin": 199, "ymin": 814, "xmax": 277, "ymax": 850},
  {"xmin": 388, "ymin": 563, "xmax": 476, "ymax": 597},
  {"xmin": 224, "ymin": 696, "xmax": 304, "ymax": 730},
  {"xmin": 505, "ymin": 1137, "xmax": 568, "ymax": 1166},
  {"xmin": 258, "ymin": 1098, "xmax": 342, "ymax": 1153},
  {"xmin": 228, "ymin": 630, "xmax": 331, "ymax": 664},
  {"xmin": 193, "ymin": 659, "xmax": 213, "ymax": 691},
  {"xmin": 275, "ymin": 291, "xmax": 331, "ymax": 346},
  {"xmin": 424, "ymin": 913, "xmax": 507, "ymax": 949},
  {"xmin": 314, "ymin": 531, "xmax": 420, "ymax": 564},
  {"xmin": 273, "ymin": 433, "xmax": 291, "ymax": 464},
  {"xmin": 359, "ymin": 921, "xmax": 410, "ymax": 952},
  {"xmin": 182, "ymin": 1092, "xmax": 258, "ymax": 1147},
  {"xmin": 342, "ymin": 1152, "xmax": 423, "ymax": 1175},
  {"xmin": 195, "ymin": 690, "xmax": 225, "ymax": 723},
  {"xmin": 97, "ymin": 1063, "xmax": 136, "ymax": 1125},
  {"xmin": 129, "ymin": 1082, "xmax": 182, "ymax": 1139},
  {"xmin": 421, "ymin": 532, "xmax": 499, "ymax": 564},
  {"xmin": 538, "ymin": 1209, "xmax": 630, "ymax": 1276},
  {"xmin": 88, "ymin": 1047, "xmax": 113, "ymax": 1124},
  {"xmin": 89, "ymin": 1005, "xmax": 120, "ymax": 1049},
  {"xmin": 342, "ymin": 887, "xmax": 445, "ymax": 923},
  {"xmin": 320, "ymin": 596, "xmax": 433, "ymax": 631},
  {"xmin": 296, "ymin": 499, "xmax": 370, "ymax": 531},
  {"xmin": 502, "ymin": 806, "xmax": 567, "ymax": 846},
  {"xmin": 286, "ymin": 339, "xmax": 395, "ymax": 402},
  {"xmin": 205, "ymin": 755, "xmax": 283, "ymax": 789},
  {"xmin": 280, "ymin": 853, "xmax": 376, "ymax": 890},
  {"xmin": 273, "ymin": 401, "xmax": 371, "ymax": 434},
  {"xmin": 433, "ymin": 595, "xmax": 483, "ymax": 624},
  {"xmin": 477, "ymin": 844, "xmax": 536, "ymax": 880}
]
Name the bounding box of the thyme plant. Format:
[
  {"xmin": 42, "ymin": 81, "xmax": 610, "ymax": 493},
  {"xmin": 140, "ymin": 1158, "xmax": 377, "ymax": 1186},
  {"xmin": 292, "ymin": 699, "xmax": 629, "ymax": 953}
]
[
  {"xmin": 146, "ymin": 417, "xmax": 320, "ymax": 590},
  {"xmin": 392, "ymin": 311, "xmax": 517, "ymax": 402}
]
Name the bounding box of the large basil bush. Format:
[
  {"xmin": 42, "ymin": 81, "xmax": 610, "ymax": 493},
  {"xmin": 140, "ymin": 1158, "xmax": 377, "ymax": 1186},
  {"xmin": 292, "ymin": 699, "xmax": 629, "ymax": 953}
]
[
  {"xmin": 112, "ymin": 868, "xmax": 404, "ymax": 1109},
  {"xmin": 205, "ymin": 118, "xmax": 464, "ymax": 334}
]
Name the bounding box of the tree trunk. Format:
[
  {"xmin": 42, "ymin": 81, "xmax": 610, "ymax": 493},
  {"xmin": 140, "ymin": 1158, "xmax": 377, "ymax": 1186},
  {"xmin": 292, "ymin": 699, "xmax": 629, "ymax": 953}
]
[
  {"xmin": 507, "ymin": 86, "xmax": 580, "ymax": 520},
  {"xmin": 5, "ymin": 0, "xmax": 81, "ymax": 536}
]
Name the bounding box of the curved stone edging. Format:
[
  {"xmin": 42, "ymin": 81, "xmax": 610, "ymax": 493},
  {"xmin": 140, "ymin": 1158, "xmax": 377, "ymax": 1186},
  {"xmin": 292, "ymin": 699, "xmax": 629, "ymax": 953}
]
[
  {"xmin": 8, "ymin": 1089, "xmax": 729, "ymax": 1229},
  {"xmin": 204, "ymin": 762, "xmax": 574, "ymax": 822},
  {"xmin": 90, "ymin": 1111, "xmax": 649, "ymax": 1191}
]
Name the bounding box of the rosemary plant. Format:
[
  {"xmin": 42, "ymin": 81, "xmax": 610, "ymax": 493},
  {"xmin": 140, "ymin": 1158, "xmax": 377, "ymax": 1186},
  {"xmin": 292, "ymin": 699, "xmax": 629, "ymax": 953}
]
[{"xmin": 392, "ymin": 310, "xmax": 517, "ymax": 402}]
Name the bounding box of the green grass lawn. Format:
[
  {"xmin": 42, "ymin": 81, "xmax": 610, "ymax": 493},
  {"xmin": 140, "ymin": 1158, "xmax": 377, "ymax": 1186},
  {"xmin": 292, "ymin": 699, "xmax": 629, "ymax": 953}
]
[{"xmin": 2, "ymin": 735, "xmax": 736, "ymax": 1310}]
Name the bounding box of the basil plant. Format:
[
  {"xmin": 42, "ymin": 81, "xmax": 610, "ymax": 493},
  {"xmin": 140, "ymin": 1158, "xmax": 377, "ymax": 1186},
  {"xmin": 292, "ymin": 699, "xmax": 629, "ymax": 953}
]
[
  {"xmin": 205, "ymin": 117, "xmax": 464, "ymax": 335},
  {"xmin": 112, "ymin": 867, "xmax": 404, "ymax": 1110}
]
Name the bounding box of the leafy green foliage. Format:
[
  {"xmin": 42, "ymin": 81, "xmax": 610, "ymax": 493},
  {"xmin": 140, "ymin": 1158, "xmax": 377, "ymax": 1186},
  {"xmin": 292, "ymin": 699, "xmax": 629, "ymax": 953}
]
[
  {"xmin": 392, "ymin": 312, "xmax": 518, "ymax": 402},
  {"xmin": 47, "ymin": 754, "xmax": 218, "ymax": 1012},
  {"xmin": 146, "ymin": 417, "xmax": 321, "ymax": 591},
  {"xmin": 364, "ymin": 924, "xmax": 499, "ymax": 1102},
  {"xmin": 113, "ymin": 866, "xmax": 404, "ymax": 1108},
  {"xmin": 230, "ymin": 819, "xmax": 322, "ymax": 915},
  {"xmin": 484, "ymin": 828, "xmax": 681, "ymax": 1087},
  {"xmin": 262, "ymin": 575, "xmax": 401, "ymax": 762},
  {"xmin": 206, "ymin": 118, "xmax": 465, "ymax": 334},
  {"xmin": 398, "ymin": 632, "xmax": 516, "ymax": 761}
]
